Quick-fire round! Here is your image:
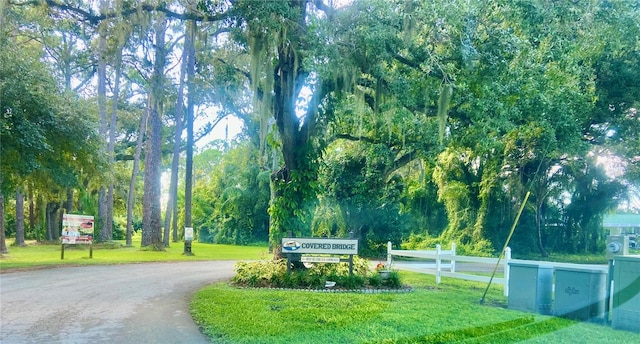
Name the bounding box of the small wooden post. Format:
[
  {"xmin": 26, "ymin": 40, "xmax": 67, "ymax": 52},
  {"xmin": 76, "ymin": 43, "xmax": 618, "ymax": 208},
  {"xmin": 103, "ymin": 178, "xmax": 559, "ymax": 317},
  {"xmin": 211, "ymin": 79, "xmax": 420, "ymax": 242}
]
[
  {"xmin": 61, "ymin": 244, "xmax": 65, "ymax": 260},
  {"xmin": 348, "ymin": 254, "xmax": 353, "ymax": 276}
]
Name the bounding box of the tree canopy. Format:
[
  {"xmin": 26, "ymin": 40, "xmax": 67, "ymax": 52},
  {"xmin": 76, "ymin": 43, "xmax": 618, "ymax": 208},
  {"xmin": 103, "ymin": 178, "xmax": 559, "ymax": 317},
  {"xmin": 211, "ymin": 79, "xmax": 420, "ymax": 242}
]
[{"xmin": 1, "ymin": 0, "xmax": 638, "ymax": 257}]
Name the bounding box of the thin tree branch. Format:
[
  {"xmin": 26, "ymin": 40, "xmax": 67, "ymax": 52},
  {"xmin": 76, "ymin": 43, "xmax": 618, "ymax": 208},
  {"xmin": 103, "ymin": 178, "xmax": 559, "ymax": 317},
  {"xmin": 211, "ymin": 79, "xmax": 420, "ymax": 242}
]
[
  {"xmin": 331, "ymin": 133, "xmax": 379, "ymax": 144},
  {"xmin": 10, "ymin": 0, "xmax": 235, "ymax": 24}
]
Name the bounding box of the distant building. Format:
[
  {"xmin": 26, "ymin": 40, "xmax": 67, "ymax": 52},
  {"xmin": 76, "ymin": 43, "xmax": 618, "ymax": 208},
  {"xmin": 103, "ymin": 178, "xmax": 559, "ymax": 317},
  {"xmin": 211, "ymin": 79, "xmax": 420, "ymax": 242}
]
[{"xmin": 603, "ymin": 214, "xmax": 639, "ymax": 248}]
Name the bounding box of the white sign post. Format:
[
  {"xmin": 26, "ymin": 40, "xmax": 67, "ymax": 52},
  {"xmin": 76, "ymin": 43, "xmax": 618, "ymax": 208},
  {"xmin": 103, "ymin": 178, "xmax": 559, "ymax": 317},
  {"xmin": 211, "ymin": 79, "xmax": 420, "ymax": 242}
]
[{"xmin": 183, "ymin": 227, "xmax": 194, "ymax": 256}]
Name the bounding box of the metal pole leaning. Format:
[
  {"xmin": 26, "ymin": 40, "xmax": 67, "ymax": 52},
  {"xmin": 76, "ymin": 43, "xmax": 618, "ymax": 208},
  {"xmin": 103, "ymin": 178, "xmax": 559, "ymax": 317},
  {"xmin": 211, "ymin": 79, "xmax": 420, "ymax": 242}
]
[{"xmin": 480, "ymin": 191, "xmax": 530, "ymax": 305}]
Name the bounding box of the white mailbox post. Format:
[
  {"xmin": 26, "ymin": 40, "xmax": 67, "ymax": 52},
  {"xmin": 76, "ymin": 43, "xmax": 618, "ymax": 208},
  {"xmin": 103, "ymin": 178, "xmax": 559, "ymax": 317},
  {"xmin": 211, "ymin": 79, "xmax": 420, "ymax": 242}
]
[{"xmin": 183, "ymin": 227, "xmax": 194, "ymax": 256}]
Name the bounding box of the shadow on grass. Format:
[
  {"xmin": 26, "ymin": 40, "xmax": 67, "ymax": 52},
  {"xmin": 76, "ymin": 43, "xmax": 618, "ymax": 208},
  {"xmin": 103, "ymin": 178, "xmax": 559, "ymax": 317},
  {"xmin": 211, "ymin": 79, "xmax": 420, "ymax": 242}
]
[{"xmin": 371, "ymin": 316, "xmax": 577, "ymax": 343}]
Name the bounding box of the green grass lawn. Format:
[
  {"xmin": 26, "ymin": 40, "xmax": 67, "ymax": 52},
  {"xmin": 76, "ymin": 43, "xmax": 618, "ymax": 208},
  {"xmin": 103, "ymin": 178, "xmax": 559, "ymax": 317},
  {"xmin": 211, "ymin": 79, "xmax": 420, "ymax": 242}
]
[
  {"xmin": 0, "ymin": 236, "xmax": 269, "ymax": 271},
  {"xmin": 3, "ymin": 238, "xmax": 639, "ymax": 343},
  {"xmin": 191, "ymin": 273, "xmax": 640, "ymax": 344}
]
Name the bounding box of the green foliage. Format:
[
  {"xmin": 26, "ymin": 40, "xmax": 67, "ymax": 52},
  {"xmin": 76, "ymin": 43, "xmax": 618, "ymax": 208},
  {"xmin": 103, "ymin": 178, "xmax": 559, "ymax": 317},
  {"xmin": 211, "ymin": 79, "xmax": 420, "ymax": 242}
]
[
  {"xmin": 561, "ymin": 159, "xmax": 626, "ymax": 254},
  {"xmin": 4, "ymin": 0, "xmax": 639, "ymax": 258},
  {"xmin": 384, "ymin": 270, "xmax": 402, "ymax": 289},
  {"xmin": 0, "ymin": 33, "xmax": 103, "ymax": 195},
  {"xmin": 232, "ymin": 256, "xmax": 402, "ymax": 290},
  {"xmin": 367, "ymin": 272, "xmax": 383, "ymax": 287},
  {"xmin": 193, "ymin": 144, "xmax": 270, "ymax": 245},
  {"xmin": 402, "ymin": 233, "xmax": 494, "ymax": 257},
  {"xmin": 112, "ymin": 216, "xmax": 127, "ymax": 241},
  {"xmin": 233, "ymin": 259, "xmax": 289, "ymax": 288},
  {"xmin": 402, "ymin": 233, "xmax": 442, "ymax": 250},
  {"xmin": 269, "ymin": 162, "xmax": 320, "ymax": 243},
  {"xmin": 320, "ymin": 141, "xmax": 412, "ymax": 256}
]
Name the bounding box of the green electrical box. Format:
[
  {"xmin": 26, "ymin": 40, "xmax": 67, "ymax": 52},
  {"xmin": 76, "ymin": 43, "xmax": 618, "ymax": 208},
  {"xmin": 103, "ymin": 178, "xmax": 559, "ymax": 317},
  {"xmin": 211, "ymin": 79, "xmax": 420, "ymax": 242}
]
[
  {"xmin": 612, "ymin": 255, "xmax": 640, "ymax": 332},
  {"xmin": 508, "ymin": 262, "xmax": 553, "ymax": 315},
  {"xmin": 554, "ymin": 267, "xmax": 607, "ymax": 322}
]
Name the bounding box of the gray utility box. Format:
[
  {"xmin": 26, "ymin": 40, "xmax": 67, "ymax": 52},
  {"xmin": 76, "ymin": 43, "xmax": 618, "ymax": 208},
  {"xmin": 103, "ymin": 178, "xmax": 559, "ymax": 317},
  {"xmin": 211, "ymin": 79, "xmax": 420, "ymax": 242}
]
[
  {"xmin": 554, "ymin": 267, "xmax": 607, "ymax": 322},
  {"xmin": 612, "ymin": 255, "xmax": 640, "ymax": 332},
  {"xmin": 508, "ymin": 262, "xmax": 553, "ymax": 315}
]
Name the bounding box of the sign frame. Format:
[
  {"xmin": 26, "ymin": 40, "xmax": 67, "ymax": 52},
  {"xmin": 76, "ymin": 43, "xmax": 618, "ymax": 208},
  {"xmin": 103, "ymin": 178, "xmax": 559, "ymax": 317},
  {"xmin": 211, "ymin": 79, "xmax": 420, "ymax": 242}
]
[
  {"xmin": 60, "ymin": 214, "xmax": 94, "ymax": 259},
  {"xmin": 301, "ymin": 256, "xmax": 341, "ymax": 263},
  {"xmin": 281, "ymin": 237, "xmax": 359, "ymax": 275},
  {"xmin": 281, "ymin": 237, "xmax": 358, "ymax": 255}
]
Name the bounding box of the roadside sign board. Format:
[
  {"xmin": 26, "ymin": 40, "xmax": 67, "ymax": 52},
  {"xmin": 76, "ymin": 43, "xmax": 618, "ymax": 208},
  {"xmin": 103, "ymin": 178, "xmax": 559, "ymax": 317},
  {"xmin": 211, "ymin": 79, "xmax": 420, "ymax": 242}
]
[
  {"xmin": 61, "ymin": 214, "xmax": 94, "ymax": 244},
  {"xmin": 282, "ymin": 237, "xmax": 358, "ymax": 255},
  {"xmin": 301, "ymin": 256, "xmax": 341, "ymax": 263},
  {"xmin": 185, "ymin": 227, "xmax": 194, "ymax": 241}
]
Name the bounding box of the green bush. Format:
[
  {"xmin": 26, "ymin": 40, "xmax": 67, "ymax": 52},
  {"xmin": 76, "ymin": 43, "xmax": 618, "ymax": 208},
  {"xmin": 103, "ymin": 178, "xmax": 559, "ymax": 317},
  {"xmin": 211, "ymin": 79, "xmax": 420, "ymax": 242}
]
[
  {"xmin": 232, "ymin": 257, "xmax": 403, "ymax": 290},
  {"xmin": 368, "ymin": 273, "xmax": 383, "ymax": 287},
  {"xmin": 233, "ymin": 259, "xmax": 288, "ymax": 287},
  {"xmin": 338, "ymin": 274, "xmax": 366, "ymax": 289},
  {"xmin": 383, "ymin": 270, "xmax": 402, "ymax": 288}
]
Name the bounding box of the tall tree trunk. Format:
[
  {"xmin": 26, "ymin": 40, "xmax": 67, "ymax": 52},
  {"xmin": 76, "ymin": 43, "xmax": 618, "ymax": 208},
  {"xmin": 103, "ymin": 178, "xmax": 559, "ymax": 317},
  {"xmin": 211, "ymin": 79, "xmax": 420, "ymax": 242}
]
[
  {"xmin": 0, "ymin": 193, "xmax": 7, "ymax": 254},
  {"xmin": 171, "ymin": 198, "xmax": 179, "ymax": 242},
  {"xmin": 15, "ymin": 189, "xmax": 25, "ymax": 246},
  {"xmin": 100, "ymin": 47, "xmax": 122, "ymax": 241},
  {"xmin": 535, "ymin": 203, "xmax": 549, "ymax": 257},
  {"xmin": 65, "ymin": 189, "xmax": 73, "ymax": 215},
  {"xmin": 98, "ymin": 188, "xmax": 108, "ymax": 240},
  {"xmin": 45, "ymin": 202, "xmax": 60, "ymax": 241},
  {"xmin": 29, "ymin": 187, "xmax": 35, "ymax": 239},
  {"xmin": 97, "ymin": 0, "xmax": 109, "ymax": 242},
  {"xmin": 62, "ymin": 29, "xmax": 75, "ymax": 225},
  {"xmin": 142, "ymin": 105, "xmax": 163, "ymax": 249},
  {"xmin": 142, "ymin": 15, "xmax": 166, "ymax": 250},
  {"xmin": 184, "ymin": 20, "xmax": 197, "ymax": 232},
  {"xmin": 126, "ymin": 100, "xmax": 149, "ymax": 247},
  {"xmin": 104, "ymin": 46, "xmax": 122, "ymax": 242},
  {"xmin": 268, "ymin": 0, "xmax": 320, "ymax": 258},
  {"xmin": 0, "ymin": 191, "xmax": 9, "ymax": 256},
  {"xmin": 36, "ymin": 194, "xmax": 44, "ymax": 241},
  {"xmin": 165, "ymin": 24, "xmax": 188, "ymax": 246},
  {"xmin": 534, "ymin": 179, "xmax": 549, "ymax": 257}
]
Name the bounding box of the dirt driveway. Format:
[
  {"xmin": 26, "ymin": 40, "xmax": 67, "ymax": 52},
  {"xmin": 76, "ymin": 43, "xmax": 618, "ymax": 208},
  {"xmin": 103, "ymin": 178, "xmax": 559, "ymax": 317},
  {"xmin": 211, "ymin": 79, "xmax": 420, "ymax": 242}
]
[{"xmin": 0, "ymin": 261, "xmax": 236, "ymax": 344}]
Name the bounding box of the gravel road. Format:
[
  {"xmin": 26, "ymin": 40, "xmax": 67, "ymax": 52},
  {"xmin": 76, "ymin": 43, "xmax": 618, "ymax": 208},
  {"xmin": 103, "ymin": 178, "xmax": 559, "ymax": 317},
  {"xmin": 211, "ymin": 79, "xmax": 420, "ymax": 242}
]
[{"xmin": 0, "ymin": 261, "xmax": 236, "ymax": 344}]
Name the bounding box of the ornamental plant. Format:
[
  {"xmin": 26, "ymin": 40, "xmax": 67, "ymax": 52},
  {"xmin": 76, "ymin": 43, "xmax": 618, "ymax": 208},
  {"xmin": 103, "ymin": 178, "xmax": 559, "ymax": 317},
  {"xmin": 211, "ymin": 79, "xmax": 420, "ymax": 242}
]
[{"xmin": 232, "ymin": 257, "xmax": 403, "ymax": 289}]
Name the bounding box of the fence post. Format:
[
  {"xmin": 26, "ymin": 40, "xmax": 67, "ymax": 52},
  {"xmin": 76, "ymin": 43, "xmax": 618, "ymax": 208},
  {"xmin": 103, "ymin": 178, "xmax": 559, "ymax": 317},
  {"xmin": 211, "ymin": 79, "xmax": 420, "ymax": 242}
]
[
  {"xmin": 504, "ymin": 247, "xmax": 511, "ymax": 297},
  {"xmin": 451, "ymin": 242, "xmax": 456, "ymax": 273},
  {"xmin": 436, "ymin": 244, "xmax": 442, "ymax": 284},
  {"xmin": 387, "ymin": 241, "xmax": 392, "ymax": 268}
]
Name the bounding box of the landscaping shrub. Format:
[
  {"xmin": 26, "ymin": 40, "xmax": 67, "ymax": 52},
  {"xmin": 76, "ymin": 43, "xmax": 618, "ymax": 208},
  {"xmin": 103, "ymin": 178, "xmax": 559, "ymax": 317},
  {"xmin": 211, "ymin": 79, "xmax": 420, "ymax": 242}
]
[
  {"xmin": 233, "ymin": 259, "xmax": 288, "ymax": 287},
  {"xmin": 232, "ymin": 257, "xmax": 403, "ymax": 290},
  {"xmin": 384, "ymin": 269, "xmax": 402, "ymax": 288},
  {"xmin": 368, "ymin": 273, "xmax": 383, "ymax": 287}
]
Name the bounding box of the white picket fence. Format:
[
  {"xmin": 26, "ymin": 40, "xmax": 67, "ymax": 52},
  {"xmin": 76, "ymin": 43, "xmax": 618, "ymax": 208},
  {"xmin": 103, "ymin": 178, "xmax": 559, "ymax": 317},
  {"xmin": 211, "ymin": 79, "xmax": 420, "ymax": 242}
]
[
  {"xmin": 387, "ymin": 242, "xmax": 610, "ymax": 297},
  {"xmin": 386, "ymin": 242, "xmax": 512, "ymax": 296}
]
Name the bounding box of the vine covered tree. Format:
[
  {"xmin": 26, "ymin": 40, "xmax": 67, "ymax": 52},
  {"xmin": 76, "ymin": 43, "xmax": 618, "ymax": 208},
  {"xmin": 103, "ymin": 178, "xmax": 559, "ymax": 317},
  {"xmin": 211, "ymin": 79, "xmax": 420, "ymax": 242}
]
[{"xmin": 2, "ymin": 0, "xmax": 638, "ymax": 257}]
